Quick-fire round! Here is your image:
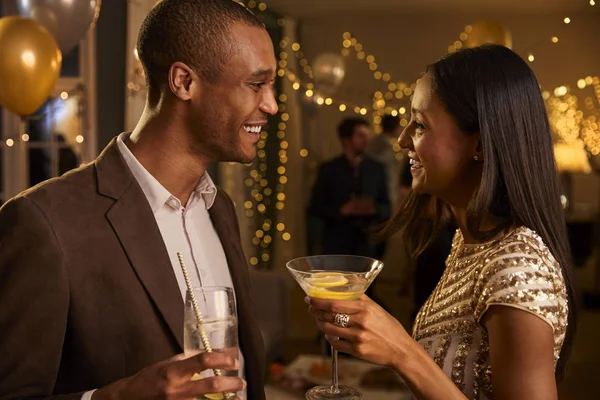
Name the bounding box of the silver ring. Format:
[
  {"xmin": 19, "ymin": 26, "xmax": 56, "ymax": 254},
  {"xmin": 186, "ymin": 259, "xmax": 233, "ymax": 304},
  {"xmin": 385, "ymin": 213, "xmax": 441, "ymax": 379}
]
[{"xmin": 334, "ymin": 313, "xmax": 350, "ymax": 328}]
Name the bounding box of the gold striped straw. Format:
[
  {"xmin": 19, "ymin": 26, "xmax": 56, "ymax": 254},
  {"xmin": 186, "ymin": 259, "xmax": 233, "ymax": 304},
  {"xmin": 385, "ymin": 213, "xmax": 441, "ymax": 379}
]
[{"xmin": 177, "ymin": 252, "xmax": 222, "ymax": 377}]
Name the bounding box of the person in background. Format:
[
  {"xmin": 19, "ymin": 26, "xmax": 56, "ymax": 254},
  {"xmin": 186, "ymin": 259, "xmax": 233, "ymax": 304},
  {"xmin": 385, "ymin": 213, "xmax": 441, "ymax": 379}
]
[{"xmin": 309, "ymin": 117, "xmax": 390, "ymax": 300}]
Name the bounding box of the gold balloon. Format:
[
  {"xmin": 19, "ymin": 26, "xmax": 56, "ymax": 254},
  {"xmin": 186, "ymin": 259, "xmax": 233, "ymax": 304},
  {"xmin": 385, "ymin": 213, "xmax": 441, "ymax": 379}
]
[
  {"xmin": 0, "ymin": 16, "xmax": 62, "ymax": 116},
  {"xmin": 465, "ymin": 20, "xmax": 512, "ymax": 49}
]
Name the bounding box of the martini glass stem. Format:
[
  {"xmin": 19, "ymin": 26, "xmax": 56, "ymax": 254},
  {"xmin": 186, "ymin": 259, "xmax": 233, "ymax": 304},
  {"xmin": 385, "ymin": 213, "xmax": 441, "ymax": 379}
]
[{"xmin": 331, "ymin": 345, "xmax": 340, "ymax": 394}]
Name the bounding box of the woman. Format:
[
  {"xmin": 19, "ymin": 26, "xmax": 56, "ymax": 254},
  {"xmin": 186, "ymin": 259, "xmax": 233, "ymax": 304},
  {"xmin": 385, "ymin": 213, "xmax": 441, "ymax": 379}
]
[{"xmin": 307, "ymin": 44, "xmax": 577, "ymax": 400}]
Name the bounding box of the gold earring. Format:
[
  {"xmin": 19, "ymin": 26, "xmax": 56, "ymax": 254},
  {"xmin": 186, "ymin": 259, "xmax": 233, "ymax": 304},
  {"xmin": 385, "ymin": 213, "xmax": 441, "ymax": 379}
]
[{"xmin": 474, "ymin": 156, "xmax": 479, "ymax": 161}]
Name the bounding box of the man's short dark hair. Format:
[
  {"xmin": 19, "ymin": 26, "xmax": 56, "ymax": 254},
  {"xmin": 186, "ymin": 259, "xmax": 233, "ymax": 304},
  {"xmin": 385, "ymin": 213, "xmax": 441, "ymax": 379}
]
[
  {"xmin": 381, "ymin": 114, "xmax": 400, "ymax": 132},
  {"xmin": 337, "ymin": 118, "xmax": 369, "ymax": 140},
  {"xmin": 137, "ymin": 0, "xmax": 265, "ymax": 106}
]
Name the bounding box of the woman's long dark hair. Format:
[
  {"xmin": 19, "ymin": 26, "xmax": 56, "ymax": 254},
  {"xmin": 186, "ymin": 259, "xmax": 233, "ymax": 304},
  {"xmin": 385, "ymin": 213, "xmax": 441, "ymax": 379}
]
[{"xmin": 382, "ymin": 44, "xmax": 578, "ymax": 379}]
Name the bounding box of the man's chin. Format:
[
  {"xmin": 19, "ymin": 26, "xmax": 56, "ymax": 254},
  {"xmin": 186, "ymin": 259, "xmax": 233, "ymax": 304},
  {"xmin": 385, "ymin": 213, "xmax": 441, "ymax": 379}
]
[
  {"xmin": 238, "ymin": 149, "xmax": 257, "ymax": 164},
  {"xmin": 222, "ymin": 151, "xmax": 256, "ymax": 165},
  {"xmin": 239, "ymin": 156, "xmax": 256, "ymax": 165}
]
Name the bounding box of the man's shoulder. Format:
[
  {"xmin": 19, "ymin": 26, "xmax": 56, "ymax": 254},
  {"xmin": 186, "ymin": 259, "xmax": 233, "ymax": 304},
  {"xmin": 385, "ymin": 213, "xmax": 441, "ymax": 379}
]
[
  {"xmin": 363, "ymin": 155, "xmax": 387, "ymax": 171},
  {"xmin": 0, "ymin": 163, "xmax": 102, "ymax": 237},
  {"xmin": 367, "ymin": 133, "xmax": 389, "ymax": 148},
  {"xmin": 319, "ymin": 155, "xmax": 345, "ymax": 170},
  {"xmin": 10, "ymin": 163, "xmax": 98, "ymax": 210}
]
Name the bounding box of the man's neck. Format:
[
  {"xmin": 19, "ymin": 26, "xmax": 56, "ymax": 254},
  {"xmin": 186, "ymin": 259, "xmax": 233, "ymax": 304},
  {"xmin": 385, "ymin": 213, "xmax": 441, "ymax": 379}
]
[
  {"xmin": 128, "ymin": 110, "xmax": 209, "ymax": 206},
  {"xmin": 343, "ymin": 148, "xmax": 363, "ymax": 167}
]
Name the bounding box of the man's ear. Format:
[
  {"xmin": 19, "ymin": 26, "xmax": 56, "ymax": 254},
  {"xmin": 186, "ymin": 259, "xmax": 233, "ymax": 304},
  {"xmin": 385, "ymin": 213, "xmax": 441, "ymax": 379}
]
[{"xmin": 168, "ymin": 62, "xmax": 198, "ymax": 101}]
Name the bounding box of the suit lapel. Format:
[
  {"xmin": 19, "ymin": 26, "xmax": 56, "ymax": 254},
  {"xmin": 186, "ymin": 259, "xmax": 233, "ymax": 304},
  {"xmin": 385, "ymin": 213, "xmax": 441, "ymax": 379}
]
[
  {"xmin": 106, "ymin": 186, "xmax": 184, "ymax": 350},
  {"xmin": 96, "ymin": 140, "xmax": 184, "ymax": 350},
  {"xmin": 208, "ymin": 193, "xmax": 250, "ymax": 299}
]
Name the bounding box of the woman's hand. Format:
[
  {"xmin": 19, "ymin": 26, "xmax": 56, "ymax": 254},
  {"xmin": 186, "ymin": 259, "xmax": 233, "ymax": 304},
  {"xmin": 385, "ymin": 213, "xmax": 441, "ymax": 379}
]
[
  {"xmin": 306, "ymin": 294, "xmax": 412, "ymax": 368},
  {"xmin": 308, "ymin": 294, "xmax": 469, "ymax": 400}
]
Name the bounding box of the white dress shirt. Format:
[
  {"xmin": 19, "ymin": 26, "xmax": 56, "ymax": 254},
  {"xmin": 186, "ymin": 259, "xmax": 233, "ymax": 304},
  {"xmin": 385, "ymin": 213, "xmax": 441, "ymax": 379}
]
[{"xmin": 83, "ymin": 132, "xmax": 245, "ymax": 399}]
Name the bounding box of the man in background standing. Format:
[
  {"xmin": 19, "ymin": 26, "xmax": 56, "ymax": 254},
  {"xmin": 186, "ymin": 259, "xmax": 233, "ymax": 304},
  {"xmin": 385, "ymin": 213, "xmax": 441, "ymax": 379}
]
[{"xmin": 309, "ymin": 118, "xmax": 390, "ymax": 300}]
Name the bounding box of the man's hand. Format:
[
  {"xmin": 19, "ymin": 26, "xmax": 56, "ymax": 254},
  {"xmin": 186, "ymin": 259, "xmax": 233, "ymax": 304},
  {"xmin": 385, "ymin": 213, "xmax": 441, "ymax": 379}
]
[
  {"xmin": 355, "ymin": 198, "xmax": 376, "ymax": 216},
  {"xmin": 341, "ymin": 198, "xmax": 376, "ymax": 216},
  {"xmin": 92, "ymin": 352, "xmax": 244, "ymax": 400},
  {"xmin": 340, "ymin": 199, "xmax": 361, "ymax": 216}
]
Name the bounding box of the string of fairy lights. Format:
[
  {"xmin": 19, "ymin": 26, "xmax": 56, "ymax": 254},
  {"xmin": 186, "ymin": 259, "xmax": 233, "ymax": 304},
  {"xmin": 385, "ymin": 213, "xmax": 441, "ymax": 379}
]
[
  {"xmin": 242, "ymin": 0, "xmax": 599, "ymax": 266},
  {"xmin": 340, "ymin": 31, "xmax": 414, "ymax": 142},
  {"xmin": 242, "ymin": 0, "xmax": 292, "ymax": 267},
  {"xmin": 528, "ymin": 1, "xmax": 600, "ymax": 155},
  {"xmin": 441, "ymin": 2, "xmax": 600, "ymax": 158},
  {"xmin": 550, "ymin": 76, "xmax": 600, "ymax": 155},
  {"xmin": 447, "ymin": 26, "xmax": 472, "ymax": 53},
  {"xmin": 447, "ymin": 1, "xmax": 597, "ymax": 61}
]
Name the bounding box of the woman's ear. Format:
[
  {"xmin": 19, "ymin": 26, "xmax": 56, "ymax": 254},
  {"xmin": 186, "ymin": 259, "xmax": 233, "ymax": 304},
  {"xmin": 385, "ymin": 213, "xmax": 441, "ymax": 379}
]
[{"xmin": 473, "ymin": 134, "xmax": 483, "ymax": 162}]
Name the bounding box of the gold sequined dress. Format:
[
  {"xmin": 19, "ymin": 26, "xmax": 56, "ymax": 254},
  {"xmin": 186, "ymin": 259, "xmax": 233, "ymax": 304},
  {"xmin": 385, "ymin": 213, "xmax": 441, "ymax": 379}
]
[{"xmin": 412, "ymin": 226, "xmax": 568, "ymax": 399}]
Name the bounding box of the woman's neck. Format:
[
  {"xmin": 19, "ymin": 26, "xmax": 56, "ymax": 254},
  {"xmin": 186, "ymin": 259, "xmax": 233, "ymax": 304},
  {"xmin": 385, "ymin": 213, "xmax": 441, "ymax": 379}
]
[{"xmin": 450, "ymin": 206, "xmax": 507, "ymax": 245}]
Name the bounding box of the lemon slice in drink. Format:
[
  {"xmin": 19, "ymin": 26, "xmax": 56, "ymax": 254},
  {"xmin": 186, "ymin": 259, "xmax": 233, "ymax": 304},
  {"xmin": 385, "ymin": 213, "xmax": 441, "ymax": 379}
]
[
  {"xmin": 204, "ymin": 394, "xmax": 225, "ymax": 400},
  {"xmin": 192, "ymin": 373, "xmax": 202, "ymax": 381},
  {"xmin": 305, "ymin": 272, "xmax": 348, "ymax": 288},
  {"xmin": 307, "ymin": 287, "xmax": 363, "ymax": 300},
  {"xmin": 191, "ymin": 373, "xmax": 226, "ymax": 400}
]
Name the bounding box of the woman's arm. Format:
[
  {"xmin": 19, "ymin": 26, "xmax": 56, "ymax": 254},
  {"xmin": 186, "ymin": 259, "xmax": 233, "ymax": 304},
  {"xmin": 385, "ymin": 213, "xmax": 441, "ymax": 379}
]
[
  {"xmin": 398, "ymin": 305, "xmax": 558, "ymax": 400},
  {"xmin": 391, "ymin": 338, "xmax": 467, "ymax": 400},
  {"xmin": 484, "ymin": 305, "xmax": 557, "ymax": 400}
]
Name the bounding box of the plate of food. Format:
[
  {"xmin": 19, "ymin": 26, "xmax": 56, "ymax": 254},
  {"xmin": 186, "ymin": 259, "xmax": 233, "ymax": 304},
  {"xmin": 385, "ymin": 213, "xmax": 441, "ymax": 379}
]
[
  {"xmin": 280, "ymin": 355, "xmax": 413, "ymax": 399},
  {"xmin": 284, "ymin": 354, "xmax": 373, "ymax": 386}
]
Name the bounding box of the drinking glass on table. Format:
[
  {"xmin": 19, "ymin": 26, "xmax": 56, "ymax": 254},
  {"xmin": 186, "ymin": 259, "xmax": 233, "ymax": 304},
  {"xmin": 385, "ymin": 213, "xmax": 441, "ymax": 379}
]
[
  {"xmin": 184, "ymin": 286, "xmax": 239, "ymax": 400},
  {"xmin": 287, "ymin": 255, "xmax": 384, "ymax": 400}
]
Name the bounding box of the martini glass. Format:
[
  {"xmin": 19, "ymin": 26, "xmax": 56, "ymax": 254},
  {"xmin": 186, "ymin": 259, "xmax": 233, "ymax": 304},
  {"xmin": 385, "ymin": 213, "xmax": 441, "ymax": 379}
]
[{"xmin": 287, "ymin": 255, "xmax": 384, "ymax": 400}]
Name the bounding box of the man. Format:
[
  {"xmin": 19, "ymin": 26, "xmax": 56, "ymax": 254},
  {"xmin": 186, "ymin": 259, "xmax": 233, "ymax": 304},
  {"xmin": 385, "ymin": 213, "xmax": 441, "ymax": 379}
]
[
  {"xmin": 365, "ymin": 114, "xmax": 403, "ymax": 209},
  {"xmin": 0, "ymin": 1, "xmax": 277, "ymax": 399},
  {"xmin": 309, "ymin": 117, "xmax": 390, "ymax": 265}
]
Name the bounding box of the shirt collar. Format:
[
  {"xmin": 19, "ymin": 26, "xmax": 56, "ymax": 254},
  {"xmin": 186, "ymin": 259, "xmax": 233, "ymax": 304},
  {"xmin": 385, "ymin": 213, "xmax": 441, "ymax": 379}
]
[
  {"xmin": 195, "ymin": 172, "xmax": 217, "ymax": 209},
  {"xmin": 116, "ymin": 132, "xmax": 217, "ymax": 214}
]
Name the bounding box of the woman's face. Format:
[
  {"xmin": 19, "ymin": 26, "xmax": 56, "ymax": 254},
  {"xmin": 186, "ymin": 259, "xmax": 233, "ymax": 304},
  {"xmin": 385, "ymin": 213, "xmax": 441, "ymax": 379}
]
[{"xmin": 398, "ymin": 74, "xmax": 481, "ymax": 205}]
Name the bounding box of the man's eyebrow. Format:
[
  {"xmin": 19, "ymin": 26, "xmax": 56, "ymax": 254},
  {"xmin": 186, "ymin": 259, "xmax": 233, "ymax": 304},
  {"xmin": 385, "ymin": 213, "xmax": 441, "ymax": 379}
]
[{"xmin": 250, "ymin": 68, "xmax": 274, "ymax": 78}]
